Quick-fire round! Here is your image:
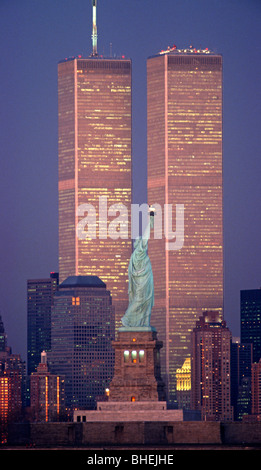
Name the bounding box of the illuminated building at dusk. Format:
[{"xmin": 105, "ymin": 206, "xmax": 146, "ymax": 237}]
[
  {"xmin": 48, "ymin": 276, "xmax": 115, "ymax": 410},
  {"xmin": 30, "ymin": 351, "xmax": 65, "ymax": 422},
  {"xmin": 241, "ymin": 288, "xmax": 261, "ymax": 363},
  {"xmin": 147, "ymin": 47, "xmax": 223, "ymax": 403},
  {"xmin": 191, "ymin": 311, "xmax": 233, "ymax": 421},
  {"xmin": 58, "ymin": 54, "xmax": 132, "ymax": 326},
  {"xmin": 251, "ymin": 359, "xmax": 261, "ymax": 417},
  {"xmin": 27, "ymin": 272, "xmax": 59, "ymax": 375},
  {"xmin": 0, "ymin": 372, "xmax": 22, "ymax": 432},
  {"xmin": 176, "ymin": 357, "xmax": 191, "ymax": 410},
  {"xmin": 0, "ymin": 315, "xmax": 26, "ymax": 425},
  {"xmin": 231, "ymin": 339, "xmax": 252, "ymax": 420}
]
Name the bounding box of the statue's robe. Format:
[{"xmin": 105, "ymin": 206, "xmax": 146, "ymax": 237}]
[{"xmin": 121, "ymin": 236, "xmax": 154, "ymax": 327}]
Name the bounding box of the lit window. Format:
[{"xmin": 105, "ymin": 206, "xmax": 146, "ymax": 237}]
[
  {"xmin": 131, "ymin": 351, "xmax": 137, "ymax": 363},
  {"xmin": 72, "ymin": 297, "xmax": 80, "ymax": 306},
  {"xmin": 139, "ymin": 350, "xmax": 145, "ymax": 363},
  {"xmin": 124, "ymin": 351, "xmax": 130, "ymax": 363}
]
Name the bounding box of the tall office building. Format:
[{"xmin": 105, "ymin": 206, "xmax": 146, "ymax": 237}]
[
  {"xmin": 191, "ymin": 311, "xmax": 233, "ymax": 421},
  {"xmin": 30, "ymin": 351, "xmax": 65, "ymax": 422},
  {"xmin": 241, "ymin": 289, "xmax": 261, "ymax": 364},
  {"xmin": 48, "ymin": 275, "xmax": 115, "ymax": 410},
  {"xmin": 231, "ymin": 339, "xmax": 252, "ymax": 420},
  {"xmin": 251, "ymin": 359, "xmax": 261, "ymax": 416},
  {"xmin": 147, "ymin": 46, "xmax": 223, "ymax": 403},
  {"xmin": 58, "ymin": 5, "xmax": 132, "ymax": 326},
  {"xmin": 237, "ymin": 377, "xmax": 252, "ymax": 421},
  {"xmin": 27, "ymin": 272, "xmax": 59, "ymax": 375},
  {"xmin": 0, "ymin": 315, "xmax": 26, "ymax": 423}
]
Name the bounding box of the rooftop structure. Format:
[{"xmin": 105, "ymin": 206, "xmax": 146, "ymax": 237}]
[
  {"xmin": 59, "ymin": 275, "xmax": 106, "ymax": 289},
  {"xmin": 91, "ymin": 0, "xmax": 98, "ymax": 56},
  {"xmin": 156, "ymin": 44, "xmax": 215, "ymax": 56}
]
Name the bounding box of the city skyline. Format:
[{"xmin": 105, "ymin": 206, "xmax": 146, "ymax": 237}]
[{"xmin": 0, "ymin": 0, "xmax": 261, "ymax": 361}]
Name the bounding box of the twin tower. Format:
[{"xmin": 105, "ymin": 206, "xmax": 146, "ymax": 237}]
[{"xmin": 58, "ymin": 47, "xmax": 223, "ymax": 404}]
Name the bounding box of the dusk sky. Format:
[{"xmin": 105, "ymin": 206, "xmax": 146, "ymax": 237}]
[{"xmin": 0, "ymin": 0, "xmax": 260, "ymax": 361}]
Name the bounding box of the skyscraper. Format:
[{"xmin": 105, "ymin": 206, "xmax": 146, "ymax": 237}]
[
  {"xmin": 231, "ymin": 339, "xmax": 252, "ymax": 420},
  {"xmin": 48, "ymin": 275, "xmax": 115, "ymax": 410},
  {"xmin": 58, "ymin": 5, "xmax": 132, "ymax": 325},
  {"xmin": 0, "ymin": 315, "xmax": 26, "ymax": 423},
  {"xmin": 241, "ymin": 288, "xmax": 261, "ymax": 363},
  {"xmin": 251, "ymin": 359, "xmax": 261, "ymax": 417},
  {"xmin": 147, "ymin": 46, "xmax": 223, "ymax": 403},
  {"xmin": 27, "ymin": 272, "xmax": 59, "ymax": 375},
  {"xmin": 191, "ymin": 311, "xmax": 232, "ymax": 421}
]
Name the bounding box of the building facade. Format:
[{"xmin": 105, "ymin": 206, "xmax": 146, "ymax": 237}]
[
  {"xmin": 48, "ymin": 276, "xmax": 115, "ymax": 410},
  {"xmin": 108, "ymin": 329, "xmax": 165, "ymax": 402},
  {"xmin": 231, "ymin": 339, "xmax": 252, "ymax": 420},
  {"xmin": 0, "ymin": 370, "xmax": 23, "ymax": 425},
  {"xmin": 251, "ymin": 359, "xmax": 261, "ymax": 416},
  {"xmin": 27, "ymin": 272, "xmax": 59, "ymax": 375},
  {"xmin": 191, "ymin": 311, "xmax": 233, "ymax": 421},
  {"xmin": 237, "ymin": 377, "xmax": 252, "ymax": 421},
  {"xmin": 176, "ymin": 357, "xmax": 191, "ymax": 409},
  {"xmin": 241, "ymin": 289, "xmax": 261, "ymax": 364},
  {"xmin": 30, "ymin": 351, "xmax": 65, "ymax": 422},
  {"xmin": 0, "ymin": 315, "xmax": 26, "ymax": 425},
  {"xmin": 58, "ymin": 56, "xmax": 132, "ymax": 328},
  {"xmin": 147, "ymin": 47, "xmax": 223, "ymax": 403}
]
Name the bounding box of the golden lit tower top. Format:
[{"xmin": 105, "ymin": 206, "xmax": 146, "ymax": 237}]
[{"xmin": 91, "ymin": 0, "xmax": 98, "ymax": 56}]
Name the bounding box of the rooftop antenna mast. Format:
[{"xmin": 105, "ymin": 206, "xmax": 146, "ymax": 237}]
[{"xmin": 91, "ymin": 0, "xmax": 98, "ymax": 56}]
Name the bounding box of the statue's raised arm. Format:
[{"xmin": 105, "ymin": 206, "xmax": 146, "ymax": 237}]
[{"xmin": 142, "ymin": 205, "xmax": 155, "ymax": 241}]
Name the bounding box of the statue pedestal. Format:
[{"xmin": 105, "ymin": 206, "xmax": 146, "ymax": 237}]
[
  {"xmin": 72, "ymin": 327, "xmax": 201, "ymax": 423},
  {"xmin": 108, "ymin": 328, "xmax": 165, "ymax": 402}
]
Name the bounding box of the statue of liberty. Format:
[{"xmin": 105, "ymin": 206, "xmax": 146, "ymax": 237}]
[{"xmin": 121, "ymin": 207, "xmax": 155, "ymax": 329}]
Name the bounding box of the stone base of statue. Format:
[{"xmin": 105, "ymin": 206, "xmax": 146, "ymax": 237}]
[
  {"xmin": 72, "ymin": 326, "xmax": 201, "ymax": 422},
  {"xmin": 108, "ymin": 327, "xmax": 165, "ymax": 402},
  {"xmin": 74, "ymin": 400, "xmax": 198, "ymax": 422}
]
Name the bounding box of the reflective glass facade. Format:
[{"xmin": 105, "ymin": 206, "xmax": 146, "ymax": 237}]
[
  {"xmin": 147, "ymin": 52, "xmax": 223, "ymax": 403},
  {"xmin": 58, "ymin": 58, "xmax": 132, "ymax": 326}
]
